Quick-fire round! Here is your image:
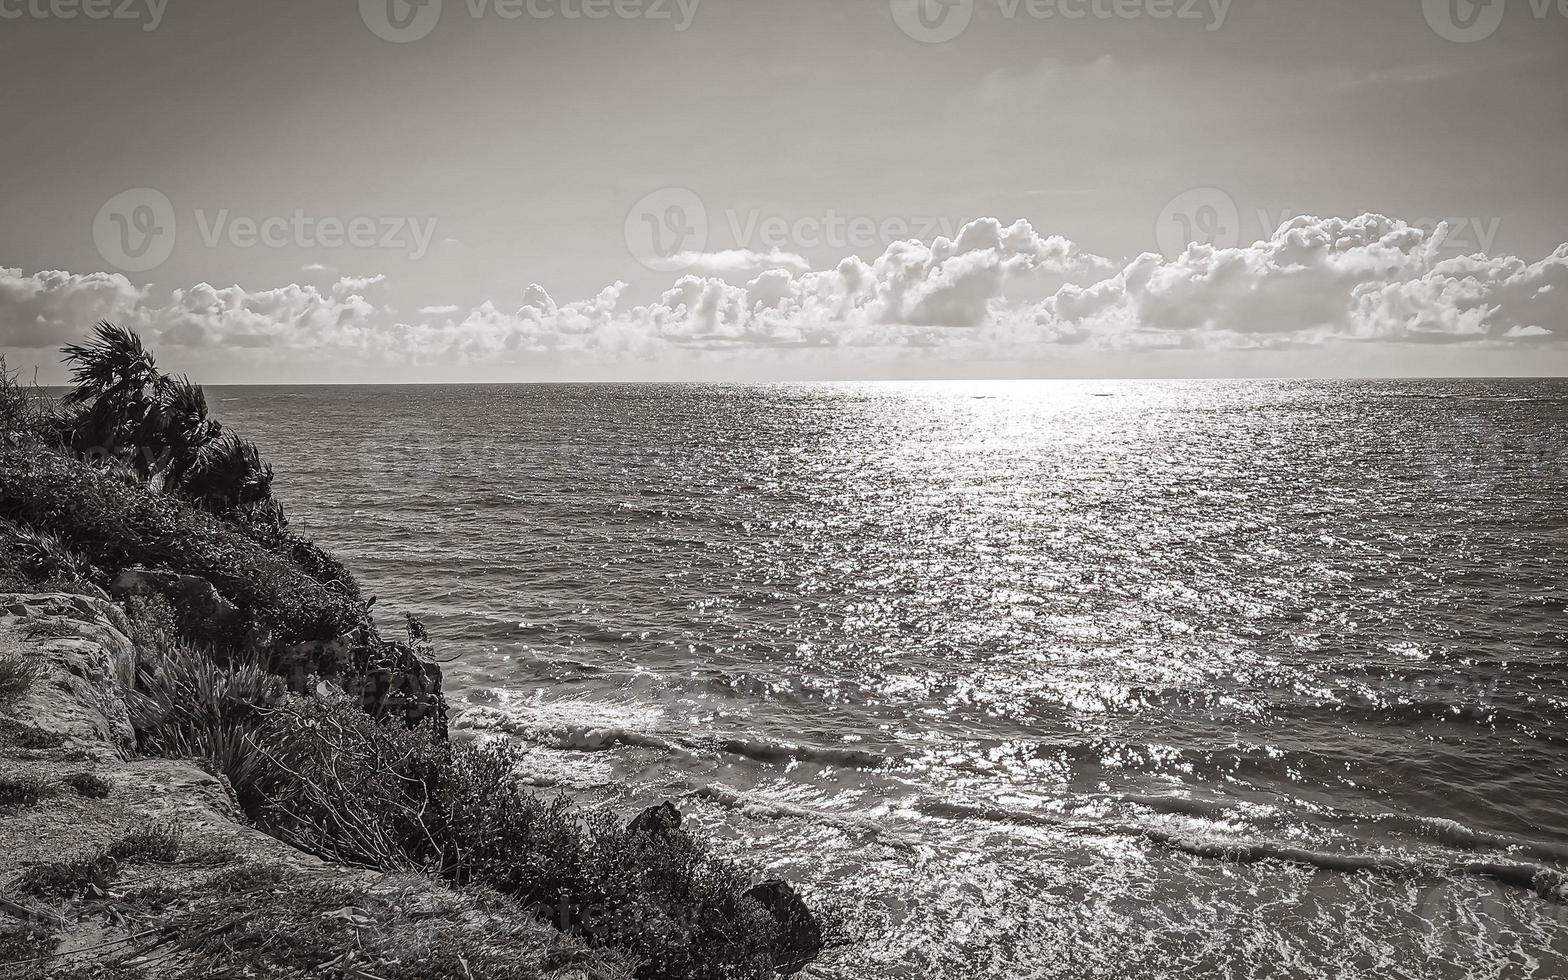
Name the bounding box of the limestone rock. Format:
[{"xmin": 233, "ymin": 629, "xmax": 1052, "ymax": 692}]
[
  {"xmin": 745, "ymin": 879, "xmax": 823, "ymax": 975},
  {"xmin": 628, "ymin": 801, "xmax": 683, "ymax": 838},
  {"xmin": 0, "ymin": 591, "xmax": 139, "ymax": 749},
  {"xmin": 109, "ymin": 567, "xmax": 245, "ymax": 646}
]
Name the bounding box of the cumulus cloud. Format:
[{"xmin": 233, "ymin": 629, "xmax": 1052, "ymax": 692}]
[
  {"xmin": 4, "ymin": 216, "xmax": 1562, "ymax": 372},
  {"xmin": 1033, "ymin": 215, "xmax": 1566, "ymax": 348},
  {"xmin": 668, "ymin": 248, "xmax": 811, "ymax": 277},
  {"xmin": 0, "ymin": 267, "xmax": 144, "ymax": 349}
]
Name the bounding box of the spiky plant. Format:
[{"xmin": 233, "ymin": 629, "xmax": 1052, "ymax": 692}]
[{"xmin": 0, "ymin": 518, "xmax": 96, "ymax": 585}]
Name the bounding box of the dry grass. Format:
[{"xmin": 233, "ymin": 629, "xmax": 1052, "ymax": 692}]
[
  {"xmin": 0, "ymin": 653, "xmax": 46, "ymax": 698},
  {"xmin": 7, "ymin": 863, "xmax": 632, "ymax": 980}
]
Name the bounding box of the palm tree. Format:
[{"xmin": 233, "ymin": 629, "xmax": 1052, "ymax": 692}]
[
  {"xmin": 181, "ymin": 434, "xmax": 275, "ymax": 515},
  {"xmin": 60, "ymin": 321, "xmax": 162, "ymax": 462},
  {"xmin": 144, "ymin": 374, "xmax": 224, "ymax": 489},
  {"xmin": 59, "ymin": 324, "xmax": 276, "ymax": 520},
  {"xmin": 60, "ymin": 323, "xmax": 227, "ymax": 486}
]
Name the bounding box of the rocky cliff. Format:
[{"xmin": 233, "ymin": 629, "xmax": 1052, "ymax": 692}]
[{"xmin": 0, "ymin": 590, "xmax": 631, "ymax": 979}]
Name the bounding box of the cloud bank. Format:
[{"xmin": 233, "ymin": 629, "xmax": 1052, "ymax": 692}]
[{"xmin": 3, "ymin": 215, "xmax": 1562, "ymax": 375}]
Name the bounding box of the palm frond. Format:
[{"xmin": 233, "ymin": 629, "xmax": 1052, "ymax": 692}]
[{"xmin": 60, "ymin": 321, "xmax": 157, "ymax": 407}]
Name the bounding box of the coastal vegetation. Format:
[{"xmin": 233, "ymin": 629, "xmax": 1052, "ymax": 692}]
[{"xmin": 0, "ymin": 326, "xmax": 820, "ymax": 978}]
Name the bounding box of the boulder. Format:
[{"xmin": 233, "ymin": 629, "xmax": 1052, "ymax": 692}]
[
  {"xmin": 0, "ymin": 592, "xmax": 139, "ymax": 749},
  {"xmin": 627, "ymin": 801, "xmax": 683, "ymax": 838},
  {"xmin": 744, "ymin": 879, "xmax": 822, "ymax": 975},
  {"xmin": 109, "ymin": 567, "xmax": 245, "ymax": 646},
  {"xmin": 275, "ymin": 629, "xmax": 360, "ymax": 679}
]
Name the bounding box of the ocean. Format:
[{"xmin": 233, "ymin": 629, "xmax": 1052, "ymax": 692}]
[{"xmin": 216, "ymin": 378, "xmax": 1568, "ymax": 979}]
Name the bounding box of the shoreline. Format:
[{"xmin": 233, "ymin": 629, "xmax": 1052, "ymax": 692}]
[{"xmin": 0, "ymin": 329, "xmax": 823, "ymax": 979}]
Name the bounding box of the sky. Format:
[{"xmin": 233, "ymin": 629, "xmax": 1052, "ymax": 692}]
[{"xmin": 1, "ymin": 0, "xmax": 1565, "ymax": 383}]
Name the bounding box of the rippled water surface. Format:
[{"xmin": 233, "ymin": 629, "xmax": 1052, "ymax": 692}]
[{"xmin": 218, "ymin": 379, "xmax": 1568, "ymax": 978}]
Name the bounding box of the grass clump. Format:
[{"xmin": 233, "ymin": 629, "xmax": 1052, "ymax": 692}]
[
  {"xmin": 62, "ymin": 770, "xmax": 113, "ymax": 798},
  {"xmin": 0, "ymin": 769, "xmax": 50, "ymax": 806},
  {"xmin": 0, "ymin": 652, "xmax": 45, "ymax": 697},
  {"xmin": 15, "ymin": 853, "xmax": 117, "ymax": 900},
  {"xmin": 14, "ymin": 826, "xmax": 186, "ymax": 900},
  {"xmin": 106, "ymin": 824, "xmax": 183, "ymax": 863},
  {"xmin": 0, "ymin": 719, "xmax": 66, "ymax": 749}
]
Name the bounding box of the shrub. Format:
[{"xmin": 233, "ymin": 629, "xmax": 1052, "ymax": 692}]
[
  {"xmin": 130, "ymin": 689, "xmax": 794, "ymax": 978},
  {"xmin": 0, "ymin": 354, "xmax": 56, "ymax": 445},
  {"xmin": 248, "ymin": 694, "xmax": 446, "ymax": 869},
  {"xmin": 0, "ymin": 446, "xmax": 360, "ymax": 643},
  {"xmin": 0, "ymin": 652, "xmax": 45, "ymax": 697},
  {"xmin": 0, "ymin": 519, "xmax": 96, "ymax": 588},
  {"xmin": 436, "ymin": 745, "xmax": 780, "ymax": 980}
]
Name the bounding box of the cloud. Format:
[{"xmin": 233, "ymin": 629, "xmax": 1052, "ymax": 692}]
[
  {"xmin": 668, "ymin": 248, "xmax": 811, "ymax": 277},
  {"xmin": 0, "ymin": 267, "xmax": 143, "ymax": 349},
  {"xmin": 301, "ymin": 262, "xmax": 331, "ymax": 273},
  {"xmin": 1033, "ymin": 215, "xmax": 1565, "ymax": 348},
  {"xmin": 4, "ymin": 216, "xmax": 1562, "ymax": 374}
]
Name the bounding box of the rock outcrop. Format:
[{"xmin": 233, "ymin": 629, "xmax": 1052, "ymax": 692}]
[
  {"xmin": 0, "ymin": 592, "xmax": 138, "ymax": 752},
  {"xmin": 627, "ymin": 800, "xmax": 684, "ymax": 838},
  {"xmin": 745, "ymin": 879, "xmax": 824, "ymax": 975},
  {"xmin": 108, "ymin": 566, "xmax": 252, "ymax": 648},
  {"xmin": 0, "ymin": 593, "xmax": 628, "ymax": 979}
]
